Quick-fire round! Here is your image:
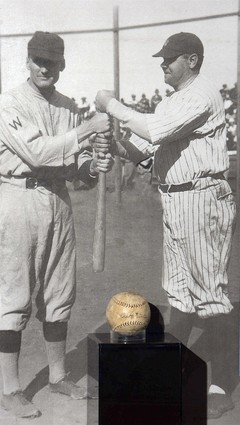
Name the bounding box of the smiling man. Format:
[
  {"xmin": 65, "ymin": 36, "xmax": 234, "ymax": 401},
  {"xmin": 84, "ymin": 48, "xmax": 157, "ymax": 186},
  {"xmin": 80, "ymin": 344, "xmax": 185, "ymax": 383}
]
[
  {"xmin": 95, "ymin": 32, "xmax": 237, "ymax": 419},
  {"xmin": 0, "ymin": 31, "xmax": 113, "ymax": 419}
]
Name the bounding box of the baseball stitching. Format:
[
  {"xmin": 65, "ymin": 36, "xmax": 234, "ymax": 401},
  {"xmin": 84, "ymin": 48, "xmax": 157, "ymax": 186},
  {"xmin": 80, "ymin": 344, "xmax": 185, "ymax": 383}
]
[
  {"xmin": 112, "ymin": 296, "xmax": 146, "ymax": 309},
  {"xmin": 113, "ymin": 320, "xmax": 146, "ymax": 331}
]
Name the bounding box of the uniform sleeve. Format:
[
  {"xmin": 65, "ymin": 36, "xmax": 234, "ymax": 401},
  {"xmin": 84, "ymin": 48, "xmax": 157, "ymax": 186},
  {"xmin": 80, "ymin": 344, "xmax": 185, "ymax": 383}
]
[
  {"xmin": 114, "ymin": 133, "xmax": 155, "ymax": 165},
  {"xmin": 107, "ymin": 93, "xmax": 210, "ymax": 146},
  {"xmin": 146, "ymin": 92, "xmax": 211, "ymax": 145},
  {"xmin": 61, "ymin": 150, "xmax": 98, "ymax": 186},
  {"xmin": 127, "ymin": 133, "xmax": 156, "ymax": 157},
  {"xmin": 76, "ymin": 151, "xmax": 99, "ymax": 187},
  {"xmin": 0, "ymin": 106, "xmax": 80, "ymax": 169}
]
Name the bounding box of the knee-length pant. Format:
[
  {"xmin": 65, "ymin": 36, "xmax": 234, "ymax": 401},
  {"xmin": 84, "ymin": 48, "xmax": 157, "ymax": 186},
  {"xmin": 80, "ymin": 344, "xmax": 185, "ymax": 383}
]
[
  {"xmin": 0, "ymin": 180, "xmax": 76, "ymax": 331},
  {"xmin": 160, "ymin": 177, "xmax": 236, "ymax": 318}
]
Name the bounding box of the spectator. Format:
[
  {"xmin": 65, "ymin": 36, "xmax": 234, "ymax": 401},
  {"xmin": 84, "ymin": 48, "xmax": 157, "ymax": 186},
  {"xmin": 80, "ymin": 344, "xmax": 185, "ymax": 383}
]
[
  {"xmin": 220, "ymin": 83, "xmax": 229, "ymax": 97},
  {"xmin": 128, "ymin": 94, "xmax": 138, "ymax": 110},
  {"xmin": 229, "ymin": 82, "xmax": 237, "ymax": 105},
  {"xmin": 136, "ymin": 93, "xmax": 150, "ymax": 113},
  {"xmin": 151, "ymin": 88, "xmax": 162, "ymax": 112},
  {"xmin": 88, "ymin": 101, "xmax": 97, "ymax": 119},
  {"xmin": 223, "ymin": 93, "xmax": 233, "ymax": 114},
  {"xmin": 79, "ymin": 96, "xmax": 90, "ymax": 121},
  {"xmin": 120, "ymin": 98, "xmax": 127, "ymax": 106},
  {"xmin": 165, "ymin": 88, "xmax": 172, "ymax": 97},
  {"xmin": 226, "ymin": 116, "xmax": 237, "ymax": 150}
]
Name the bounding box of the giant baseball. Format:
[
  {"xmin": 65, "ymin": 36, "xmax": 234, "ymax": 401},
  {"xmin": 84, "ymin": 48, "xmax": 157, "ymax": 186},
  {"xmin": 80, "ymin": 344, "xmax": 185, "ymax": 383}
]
[{"xmin": 106, "ymin": 291, "xmax": 151, "ymax": 335}]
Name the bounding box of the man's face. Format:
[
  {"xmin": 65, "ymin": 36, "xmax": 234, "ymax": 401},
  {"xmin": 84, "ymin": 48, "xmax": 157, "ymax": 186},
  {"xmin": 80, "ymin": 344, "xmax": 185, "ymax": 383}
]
[
  {"xmin": 160, "ymin": 55, "xmax": 191, "ymax": 90},
  {"xmin": 27, "ymin": 56, "xmax": 62, "ymax": 90}
]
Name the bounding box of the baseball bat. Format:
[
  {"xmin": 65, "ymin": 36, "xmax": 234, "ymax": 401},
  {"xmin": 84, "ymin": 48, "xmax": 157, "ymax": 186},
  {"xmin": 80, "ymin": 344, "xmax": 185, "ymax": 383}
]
[{"xmin": 92, "ymin": 141, "xmax": 107, "ymax": 272}]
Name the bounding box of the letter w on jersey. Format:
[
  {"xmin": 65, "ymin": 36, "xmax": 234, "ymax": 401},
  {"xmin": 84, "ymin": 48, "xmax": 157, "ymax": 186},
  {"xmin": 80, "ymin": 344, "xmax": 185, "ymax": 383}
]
[{"xmin": 9, "ymin": 116, "xmax": 22, "ymax": 130}]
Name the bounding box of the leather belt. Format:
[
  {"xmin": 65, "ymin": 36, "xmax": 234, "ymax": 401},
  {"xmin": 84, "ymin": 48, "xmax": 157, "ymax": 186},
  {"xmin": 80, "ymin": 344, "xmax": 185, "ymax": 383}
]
[
  {"xmin": 159, "ymin": 181, "xmax": 193, "ymax": 193},
  {"xmin": 25, "ymin": 177, "xmax": 51, "ymax": 189},
  {"xmin": 159, "ymin": 172, "xmax": 226, "ymax": 193},
  {"xmin": 1, "ymin": 176, "xmax": 65, "ymax": 189}
]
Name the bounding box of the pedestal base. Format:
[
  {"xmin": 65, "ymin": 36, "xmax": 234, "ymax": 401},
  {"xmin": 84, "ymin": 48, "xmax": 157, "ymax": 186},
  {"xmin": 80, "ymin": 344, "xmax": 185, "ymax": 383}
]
[{"xmin": 88, "ymin": 333, "xmax": 207, "ymax": 425}]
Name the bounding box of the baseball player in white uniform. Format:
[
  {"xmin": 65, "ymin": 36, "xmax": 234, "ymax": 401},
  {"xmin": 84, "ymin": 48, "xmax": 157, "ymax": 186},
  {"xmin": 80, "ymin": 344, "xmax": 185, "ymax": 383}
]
[
  {"xmin": 0, "ymin": 31, "xmax": 113, "ymax": 418},
  {"xmin": 95, "ymin": 32, "xmax": 237, "ymax": 419}
]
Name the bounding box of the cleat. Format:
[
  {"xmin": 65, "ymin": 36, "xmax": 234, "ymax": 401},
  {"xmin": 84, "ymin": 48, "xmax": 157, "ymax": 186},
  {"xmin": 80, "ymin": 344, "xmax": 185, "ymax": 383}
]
[
  {"xmin": 1, "ymin": 390, "xmax": 41, "ymax": 418},
  {"xmin": 208, "ymin": 393, "xmax": 234, "ymax": 419},
  {"xmin": 49, "ymin": 377, "xmax": 87, "ymax": 400},
  {"xmin": 87, "ymin": 386, "xmax": 98, "ymax": 400}
]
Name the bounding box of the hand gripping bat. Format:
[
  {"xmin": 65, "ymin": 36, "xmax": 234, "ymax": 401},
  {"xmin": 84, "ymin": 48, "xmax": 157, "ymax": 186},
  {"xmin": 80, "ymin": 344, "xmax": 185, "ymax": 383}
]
[{"xmin": 92, "ymin": 131, "xmax": 112, "ymax": 272}]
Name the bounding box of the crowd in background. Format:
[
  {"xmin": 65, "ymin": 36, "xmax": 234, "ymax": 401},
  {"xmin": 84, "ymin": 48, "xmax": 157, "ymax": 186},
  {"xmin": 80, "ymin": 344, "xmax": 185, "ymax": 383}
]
[
  {"xmin": 72, "ymin": 82, "xmax": 238, "ymax": 191},
  {"xmin": 220, "ymin": 83, "xmax": 238, "ymax": 151}
]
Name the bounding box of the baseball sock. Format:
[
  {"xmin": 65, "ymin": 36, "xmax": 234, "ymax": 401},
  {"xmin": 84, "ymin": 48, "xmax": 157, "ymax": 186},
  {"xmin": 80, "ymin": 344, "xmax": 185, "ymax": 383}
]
[
  {"xmin": 168, "ymin": 307, "xmax": 195, "ymax": 345},
  {"xmin": 0, "ymin": 330, "xmax": 22, "ymax": 395},
  {"xmin": 205, "ymin": 313, "xmax": 234, "ymax": 394},
  {"xmin": 0, "ymin": 352, "xmax": 21, "ymax": 394},
  {"xmin": 43, "ymin": 322, "xmax": 68, "ymax": 384},
  {"xmin": 44, "ymin": 340, "xmax": 67, "ymax": 384}
]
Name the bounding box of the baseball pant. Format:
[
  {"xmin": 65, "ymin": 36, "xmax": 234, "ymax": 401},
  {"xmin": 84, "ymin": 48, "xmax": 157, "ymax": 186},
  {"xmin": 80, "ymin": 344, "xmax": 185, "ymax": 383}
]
[
  {"xmin": 160, "ymin": 177, "xmax": 236, "ymax": 318},
  {"xmin": 0, "ymin": 179, "xmax": 76, "ymax": 331}
]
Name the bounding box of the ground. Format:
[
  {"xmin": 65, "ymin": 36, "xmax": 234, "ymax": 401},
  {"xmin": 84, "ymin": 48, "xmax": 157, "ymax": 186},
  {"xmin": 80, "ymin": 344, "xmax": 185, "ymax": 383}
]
[{"xmin": 0, "ymin": 167, "xmax": 239, "ymax": 425}]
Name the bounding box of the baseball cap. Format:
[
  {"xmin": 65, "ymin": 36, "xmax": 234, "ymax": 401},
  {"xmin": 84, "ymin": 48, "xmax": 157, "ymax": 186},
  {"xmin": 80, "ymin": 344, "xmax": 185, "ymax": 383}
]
[
  {"xmin": 152, "ymin": 32, "xmax": 204, "ymax": 59},
  {"xmin": 28, "ymin": 31, "xmax": 64, "ymax": 62}
]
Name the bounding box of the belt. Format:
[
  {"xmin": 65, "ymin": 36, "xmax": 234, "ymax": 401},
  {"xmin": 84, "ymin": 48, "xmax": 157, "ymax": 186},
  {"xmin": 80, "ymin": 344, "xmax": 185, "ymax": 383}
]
[
  {"xmin": 25, "ymin": 177, "xmax": 52, "ymax": 189},
  {"xmin": 1, "ymin": 176, "xmax": 64, "ymax": 189},
  {"xmin": 159, "ymin": 172, "xmax": 226, "ymax": 193}
]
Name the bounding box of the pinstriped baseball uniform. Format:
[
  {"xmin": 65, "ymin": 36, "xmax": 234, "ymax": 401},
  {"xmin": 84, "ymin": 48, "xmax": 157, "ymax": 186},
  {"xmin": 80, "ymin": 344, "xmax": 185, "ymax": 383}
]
[
  {"xmin": 0, "ymin": 81, "xmax": 92, "ymax": 331},
  {"xmin": 107, "ymin": 74, "xmax": 236, "ymax": 318}
]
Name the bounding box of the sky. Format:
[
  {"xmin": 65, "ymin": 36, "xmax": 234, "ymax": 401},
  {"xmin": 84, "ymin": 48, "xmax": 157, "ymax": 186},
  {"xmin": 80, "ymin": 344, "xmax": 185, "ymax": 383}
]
[{"xmin": 0, "ymin": 0, "xmax": 238, "ymax": 104}]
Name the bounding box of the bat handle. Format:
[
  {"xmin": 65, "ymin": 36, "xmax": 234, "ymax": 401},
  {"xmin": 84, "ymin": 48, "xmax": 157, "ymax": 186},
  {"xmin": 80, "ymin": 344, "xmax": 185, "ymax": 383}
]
[{"xmin": 93, "ymin": 171, "xmax": 106, "ymax": 272}]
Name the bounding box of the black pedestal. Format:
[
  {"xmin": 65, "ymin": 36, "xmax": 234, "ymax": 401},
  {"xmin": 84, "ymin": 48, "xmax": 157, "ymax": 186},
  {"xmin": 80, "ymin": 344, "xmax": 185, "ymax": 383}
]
[{"xmin": 88, "ymin": 333, "xmax": 207, "ymax": 425}]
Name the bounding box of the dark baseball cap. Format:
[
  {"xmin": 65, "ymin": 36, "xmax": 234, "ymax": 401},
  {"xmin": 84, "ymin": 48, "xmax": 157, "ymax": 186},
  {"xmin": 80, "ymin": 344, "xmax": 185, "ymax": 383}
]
[
  {"xmin": 152, "ymin": 32, "xmax": 204, "ymax": 59},
  {"xmin": 28, "ymin": 31, "xmax": 64, "ymax": 62}
]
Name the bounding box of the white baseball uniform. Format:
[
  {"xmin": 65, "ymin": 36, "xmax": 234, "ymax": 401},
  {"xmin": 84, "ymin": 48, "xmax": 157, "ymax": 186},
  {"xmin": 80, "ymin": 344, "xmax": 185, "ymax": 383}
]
[
  {"xmin": 0, "ymin": 81, "xmax": 92, "ymax": 331},
  {"xmin": 107, "ymin": 74, "xmax": 236, "ymax": 318}
]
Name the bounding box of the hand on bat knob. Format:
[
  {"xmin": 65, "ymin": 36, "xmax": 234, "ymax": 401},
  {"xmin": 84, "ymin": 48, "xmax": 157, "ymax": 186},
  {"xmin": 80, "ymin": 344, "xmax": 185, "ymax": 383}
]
[
  {"xmin": 88, "ymin": 112, "xmax": 111, "ymax": 134},
  {"xmin": 95, "ymin": 90, "xmax": 115, "ymax": 113}
]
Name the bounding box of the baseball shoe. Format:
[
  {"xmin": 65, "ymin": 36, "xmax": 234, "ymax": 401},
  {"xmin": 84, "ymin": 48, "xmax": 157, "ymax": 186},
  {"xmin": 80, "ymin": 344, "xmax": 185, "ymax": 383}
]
[
  {"xmin": 208, "ymin": 393, "xmax": 234, "ymax": 419},
  {"xmin": 49, "ymin": 377, "xmax": 88, "ymax": 400},
  {"xmin": 1, "ymin": 390, "xmax": 41, "ymax": 418},
  {"xmin": 87, "ymin": 385, "xmax": 98, "ymax": 399}
]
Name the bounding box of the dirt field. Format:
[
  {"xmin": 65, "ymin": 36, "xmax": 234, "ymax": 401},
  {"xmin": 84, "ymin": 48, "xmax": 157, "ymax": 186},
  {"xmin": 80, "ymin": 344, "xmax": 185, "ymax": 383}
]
[{"xmin": 0, "ymin": 168, "xmax": 239, "ymax": 425}]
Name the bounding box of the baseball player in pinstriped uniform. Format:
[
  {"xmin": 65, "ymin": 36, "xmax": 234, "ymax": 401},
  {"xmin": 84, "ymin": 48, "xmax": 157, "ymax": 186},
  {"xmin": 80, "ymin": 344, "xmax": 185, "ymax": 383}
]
[
  {"xmin": 96, "ymin": 32, "xmax": 238, "ymax": 419},
  {"xmin": 0, "ymin": 31, "xmax": 113, "ymax": 418}
]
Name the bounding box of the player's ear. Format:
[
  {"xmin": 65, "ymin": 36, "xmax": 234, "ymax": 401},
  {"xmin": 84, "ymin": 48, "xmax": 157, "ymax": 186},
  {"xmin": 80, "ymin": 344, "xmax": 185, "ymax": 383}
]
[{"xmin": 188, "ymin": 53, "xmax": 198, "ymax": 69}]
